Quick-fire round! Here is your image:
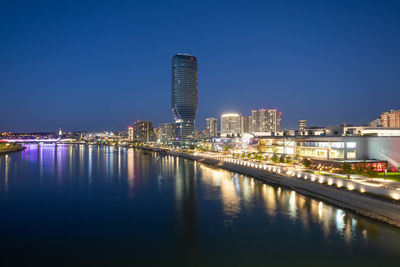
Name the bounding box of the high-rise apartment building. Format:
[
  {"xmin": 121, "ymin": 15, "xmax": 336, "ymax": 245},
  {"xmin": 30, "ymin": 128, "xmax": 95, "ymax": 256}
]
[
  {"xmin": 250, "ymin": 108, "xmax": 281, "ymax": 132},
  {"xmin": 251, "ymin": 109, "xmax": 267, "ymax": 132},
  {"xmin": 158, "ymin": 123, "xmax": 175, "ymax": 143},
  {"xmin": 270, "ymin": 109, "xmax": 282, "ymax": 132},
  {"xmin": 380, "ymin": 110, "xmax": 400, "ymax": 128},
  {"xmin": 128, "ymin": 126, "xmax": 134, "ymax": 141},
  {"xmin": 171, "ymin": 54, "xmax": 198, "ymax": 140},
  {"xmin": 221, "ymin": 113, "xmax": 242, "ymax": 137},
  {"xmin": 242, "ymin": 116, "xmax": 251, "ymax": 133},
  {"xmin": 205, "ymin": 118, "xmax": 218, "ymax": 138},
  {"xmin": 133, "ymin": 120, "xmax": 155, "ymax": 143}
]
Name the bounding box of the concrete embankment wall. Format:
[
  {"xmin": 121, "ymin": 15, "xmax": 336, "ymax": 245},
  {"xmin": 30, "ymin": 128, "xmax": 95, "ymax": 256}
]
[{"xmin": 166, "ymin": 151, "xmax": 400, "ymax": 228}]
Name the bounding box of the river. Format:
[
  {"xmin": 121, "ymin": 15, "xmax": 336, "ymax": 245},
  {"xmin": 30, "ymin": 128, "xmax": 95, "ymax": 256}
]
[{"xmin": 0, "ymin": 144, "xmax": 399, "ymax": 266}]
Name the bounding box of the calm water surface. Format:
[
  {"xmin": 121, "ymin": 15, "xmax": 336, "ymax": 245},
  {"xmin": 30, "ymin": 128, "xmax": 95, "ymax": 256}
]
[{"xmin": 0, "ymin": 144, "xmax": 399, "ymax": 266}]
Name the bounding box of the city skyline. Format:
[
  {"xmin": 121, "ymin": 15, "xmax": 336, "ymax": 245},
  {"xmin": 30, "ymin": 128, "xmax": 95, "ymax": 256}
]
[
  {"xmin": 2, "ymin": 2, "xmax": 400, "ymax": 265},
  {"xmin": 1, "ymin": 0, "xmax": 400, "ymax": 132}
]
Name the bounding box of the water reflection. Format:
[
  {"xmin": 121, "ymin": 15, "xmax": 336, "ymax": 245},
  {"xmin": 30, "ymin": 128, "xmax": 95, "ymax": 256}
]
[
  {"xmin": 88, "ymin": 145, "xmax": 93, "ymax": 183},
  {"xmin": 262, "ymin": 185, "xmax": 277, "ymax": 217},
  {"xmin": 194, "ymin": 163, "xmax": 393, "ymax": 246},
  {"xmin": 0, "ymin": 144, "xmax": 392, "ymax": 244},
  {"xmin": 173, "ymin": 157, "xmax": 198, "ymax": 254},
  {"xmin": 0, "ymin": 144, "xmax": 396, "ymax": 242},
  {"xmin": 199, "ymin": 166, "xmax": 241, "ymax": 221},
  {"xmin": 2, "ymin": 155, "xmax": 9, "ymax": 193},
  {"xmin": 127, "ymin": 148, "xmax": 134, "ymax": 188},
  {"xmin": 0, "ymin": 144, "xmax": 399, "ymax": 265}
]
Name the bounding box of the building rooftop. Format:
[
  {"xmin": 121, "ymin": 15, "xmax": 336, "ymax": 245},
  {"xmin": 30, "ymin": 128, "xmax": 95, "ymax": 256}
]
[{"xmin": 221, "ymin": 113, "xmax": 240, "ymax": 117}]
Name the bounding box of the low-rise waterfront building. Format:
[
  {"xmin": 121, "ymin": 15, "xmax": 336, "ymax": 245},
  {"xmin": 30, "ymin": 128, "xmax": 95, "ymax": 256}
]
[
  {"xmin": 257, "ymin": 135, "xmax": 399, "ymax": 171},
  {"xmin": 296, "ymin": 124, "xmax": 345, "ymax": 137},
  {"xmin": 344, "ymin": 126, "xmax": 400, "ymax": 137}
]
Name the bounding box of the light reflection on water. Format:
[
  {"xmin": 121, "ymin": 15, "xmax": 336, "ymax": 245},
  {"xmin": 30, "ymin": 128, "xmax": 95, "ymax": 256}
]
[
  {"xmin": 198, "ymin": 161, "xmax": 364, "ymax": 242},
  {"xmin": 0, "ymin": 144, "xmax": 399, "ymax": 266}
]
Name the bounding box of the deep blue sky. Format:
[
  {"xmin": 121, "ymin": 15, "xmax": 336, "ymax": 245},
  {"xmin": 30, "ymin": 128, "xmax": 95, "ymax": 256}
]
[{"xmin": 1, "ymin": 0, "xmax": 399, "ymax": 132}]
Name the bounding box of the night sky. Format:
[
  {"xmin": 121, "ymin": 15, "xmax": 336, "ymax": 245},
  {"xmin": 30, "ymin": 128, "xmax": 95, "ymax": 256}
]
[{"xmin": 1, "ymin": 0, "xmax": 399, "ymax": 132}]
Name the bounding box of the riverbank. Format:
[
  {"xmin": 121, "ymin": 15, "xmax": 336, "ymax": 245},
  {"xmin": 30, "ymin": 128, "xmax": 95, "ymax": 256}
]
[
  {"xmin": 0, "ymin": 145, "xmax": 26, "ymax": 155},
  {"xmin": 144, "ymin": 148, "xmax": 400, "ymax": 228}
]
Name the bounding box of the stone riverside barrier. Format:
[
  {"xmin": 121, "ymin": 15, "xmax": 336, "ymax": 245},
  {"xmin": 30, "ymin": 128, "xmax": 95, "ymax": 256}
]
[
  {"xmin": 165, "ymin": 150, "xmax": 400, "ymax": 228},
  {"xmin": 223, "ymin": 157, "xmax": 400, "ymax": 200}
]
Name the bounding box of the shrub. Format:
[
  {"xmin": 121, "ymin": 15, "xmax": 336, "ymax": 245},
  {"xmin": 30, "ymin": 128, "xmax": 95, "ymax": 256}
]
[
  {"xmin": 302, "ymin": 158, "xmax": 311, "ymax": 168},
  {"xmin": 271, "ymin": 153, "xmax": 279, "ymax": 163}
]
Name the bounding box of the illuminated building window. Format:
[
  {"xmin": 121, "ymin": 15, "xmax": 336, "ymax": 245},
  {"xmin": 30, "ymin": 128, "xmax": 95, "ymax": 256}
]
[
  {"xmin": 347, "ymin": 151, "xmax": 356, "ymax": 159},
  {"xmin": 346, "ymin": 142, "xmax": 356, "ymax": 148},
  {"xmin": 329, "ymin": 150, "xmax": 344, "ymax": 159}
]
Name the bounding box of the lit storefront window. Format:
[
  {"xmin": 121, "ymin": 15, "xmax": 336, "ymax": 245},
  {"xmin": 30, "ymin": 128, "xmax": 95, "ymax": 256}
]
[
  {"xmin": 317, "ymin": 149, "xmax": 328, "ymax": 158},
  {"xmin": 317, "ymin": 142, "xmax": 330, "ymax": 148},
  {"xmin": 285, "ymin": 147, "xmax": 295, "ymax": 155},
  {"xmin": 329, "ymin": 150, "xmax": 344, "ymax": 159},
  {"xmin": 331, "ymin": 142, "xmax": 344, "ymax": 148},
  {"xmin": 347, "ymin": 151, "xmax": 356, "ymax": 159},
  {"xmin": 346, "ymin": 142, "xmax": 356, "ymax": 148}
]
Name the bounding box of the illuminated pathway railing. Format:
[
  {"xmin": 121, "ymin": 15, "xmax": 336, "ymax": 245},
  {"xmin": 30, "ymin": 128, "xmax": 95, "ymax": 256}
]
[{"xmin": 188, "ymin": 152, "xmax": 400, "ymax": 201}]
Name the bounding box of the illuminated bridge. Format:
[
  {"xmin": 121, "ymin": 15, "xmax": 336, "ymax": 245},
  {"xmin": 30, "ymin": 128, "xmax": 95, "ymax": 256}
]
[{"xmin": 0, "ymin": 138, "xmax": 63, "ymax": 143}]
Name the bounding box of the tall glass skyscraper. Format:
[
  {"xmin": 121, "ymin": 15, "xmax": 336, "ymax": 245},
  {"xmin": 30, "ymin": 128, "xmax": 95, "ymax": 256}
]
[{"xmin": 171, "ymin": 54, "xmax": 198, "ymax": 140}]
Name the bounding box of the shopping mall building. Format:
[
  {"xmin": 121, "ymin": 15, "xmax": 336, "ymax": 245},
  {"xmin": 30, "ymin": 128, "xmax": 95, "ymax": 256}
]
[{"xmin": 255, "ymin": 135, "xmax": 400, "ymax": 171}]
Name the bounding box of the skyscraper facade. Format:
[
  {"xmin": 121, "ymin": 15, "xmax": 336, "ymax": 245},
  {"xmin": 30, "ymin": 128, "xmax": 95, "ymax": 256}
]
[{"xmin": 171, "ymin": 54, "xmax": 198, "ymax": 140}]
